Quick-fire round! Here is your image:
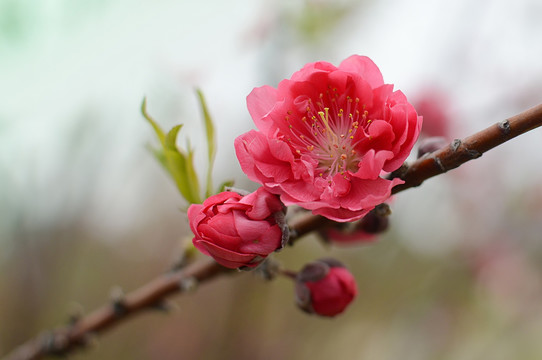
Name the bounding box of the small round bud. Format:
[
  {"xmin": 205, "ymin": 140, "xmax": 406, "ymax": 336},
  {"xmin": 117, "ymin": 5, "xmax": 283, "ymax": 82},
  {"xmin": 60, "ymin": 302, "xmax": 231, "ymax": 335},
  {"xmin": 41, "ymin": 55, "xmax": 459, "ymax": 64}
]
[
  {"xmin": 356, "ymin": 203, "xmax": 390, "ymax": 234},
  {"xmin": 294, "ymin": 258, "xmax": 357, "ymax": 317},
  {"xmin": 324, "ymin": 204, "xmax": 390, "ymax": 245}
]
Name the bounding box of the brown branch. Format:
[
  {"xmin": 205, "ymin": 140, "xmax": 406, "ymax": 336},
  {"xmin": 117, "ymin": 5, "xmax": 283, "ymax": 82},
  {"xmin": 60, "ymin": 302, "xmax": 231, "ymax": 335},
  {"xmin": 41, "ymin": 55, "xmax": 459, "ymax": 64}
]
[
  {"xmin": 2, "ymin": 259, "xmax": 229, "ymax": 360},
  {"xmin": 4, "ymin": 103, "xmax": 542, "ymax": 360},
  {"xmin": 391, "ymin": 103, "xmax": 542, "ymax": 193}
]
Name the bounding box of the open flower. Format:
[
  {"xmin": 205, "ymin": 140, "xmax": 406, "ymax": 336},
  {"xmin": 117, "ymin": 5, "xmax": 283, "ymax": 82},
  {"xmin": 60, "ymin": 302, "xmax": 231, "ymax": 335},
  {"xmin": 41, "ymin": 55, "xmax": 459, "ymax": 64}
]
[
  {"xmin": 188, "ymin": 188, "xmax": 287, "ymax": 269},
  {"xmin": 235, "ymin": 55, "xmax": 422, "ymax": 222}
]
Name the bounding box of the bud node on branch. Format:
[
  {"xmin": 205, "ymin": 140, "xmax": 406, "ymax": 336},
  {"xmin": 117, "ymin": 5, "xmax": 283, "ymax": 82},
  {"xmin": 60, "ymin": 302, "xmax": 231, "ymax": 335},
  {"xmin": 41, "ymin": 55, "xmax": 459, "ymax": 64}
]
[
  {"xmin": 110, "ymin": 287, "xmax": 127, "ymax": 317},
  {"xmin": 498, "ymin": 119, "xmax": 511, "ymax": 135},
  {"xmin": 432, "ymin": 155, "xmax": 446, "ymax": 172},
  {"xmin": 178, "ymin": 277, "xmax": 198, "ymax": 292},
  {"xmin": 466, "ymin": 148, "xmax": 482, "ymax": 159},
  {"xmin": 451, "ymin": 139, "xmax": 462, "ymax": 152}
]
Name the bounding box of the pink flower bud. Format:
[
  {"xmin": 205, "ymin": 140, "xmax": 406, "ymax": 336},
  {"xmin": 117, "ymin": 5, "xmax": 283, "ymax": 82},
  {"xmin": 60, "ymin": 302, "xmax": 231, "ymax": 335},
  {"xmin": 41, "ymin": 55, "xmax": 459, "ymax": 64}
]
[
  {"xmin": 295, "ymin": 258, "xmax": 357, "ymax": 317},
  {"xmin": 188, "ymin": 188, "xmax": 287, "ymax": 269}
]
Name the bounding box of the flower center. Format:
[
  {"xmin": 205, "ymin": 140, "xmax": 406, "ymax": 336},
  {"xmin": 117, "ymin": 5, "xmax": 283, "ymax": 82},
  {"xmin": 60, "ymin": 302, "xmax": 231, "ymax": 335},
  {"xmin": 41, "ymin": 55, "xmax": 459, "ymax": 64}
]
[{"xmin": 285, "ymin": 90, "xmax": 372, "ymax": 179}]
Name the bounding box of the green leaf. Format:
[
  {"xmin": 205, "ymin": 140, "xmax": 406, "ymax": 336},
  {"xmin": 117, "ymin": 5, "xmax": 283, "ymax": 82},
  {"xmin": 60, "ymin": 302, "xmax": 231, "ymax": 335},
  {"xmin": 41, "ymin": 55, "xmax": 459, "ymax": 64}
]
[
  {"xmin": 163, "ymin": 125, "xmax": 201, "ymax": 204},
  {"xmin": 163, "ymin": 148, "xmax": 201, "ymax": 204},
  {"xmin": 184, "ymin": 145, "xmax": 201, "ymax": 202},
  {"xmin": 141, "ymin": 97, "xmax": 165, "ymax": 146},
  {"xmin": 142, "ymin": 99, "xmax": 204, "ymax": 205},
  {"xmin": 165, "ymin": 124, "xmax": 183, "ymax": 150},
  {"xmin": 196, "ymin": 89, "xmax": 216, "ymax": 197}
]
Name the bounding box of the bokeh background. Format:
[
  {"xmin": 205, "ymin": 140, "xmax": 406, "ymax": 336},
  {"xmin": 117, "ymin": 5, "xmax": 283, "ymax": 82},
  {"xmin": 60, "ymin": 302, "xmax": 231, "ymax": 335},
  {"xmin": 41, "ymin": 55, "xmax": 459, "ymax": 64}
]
[{"xmin": 2, "ymin": 0, "xmax": 542, "ymax": 359}]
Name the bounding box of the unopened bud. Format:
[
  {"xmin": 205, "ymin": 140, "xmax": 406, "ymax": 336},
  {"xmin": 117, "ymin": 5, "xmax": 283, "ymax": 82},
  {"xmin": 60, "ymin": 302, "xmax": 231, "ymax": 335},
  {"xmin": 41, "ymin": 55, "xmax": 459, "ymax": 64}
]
[
  {"xmin": 294, "ymin": 258, "xmax": 357, "ymax": 317},
  {"xmin": 356, "ymin": 203, "xmax": 390, "ymax": 234}
]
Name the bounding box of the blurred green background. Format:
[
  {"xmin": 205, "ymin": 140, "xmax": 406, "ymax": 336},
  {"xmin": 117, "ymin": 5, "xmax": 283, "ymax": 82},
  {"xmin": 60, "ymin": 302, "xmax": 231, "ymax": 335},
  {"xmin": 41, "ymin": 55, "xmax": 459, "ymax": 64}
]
[{"xmin": 2, "ymin": 0, "xmax": 542, "ymax": 359}]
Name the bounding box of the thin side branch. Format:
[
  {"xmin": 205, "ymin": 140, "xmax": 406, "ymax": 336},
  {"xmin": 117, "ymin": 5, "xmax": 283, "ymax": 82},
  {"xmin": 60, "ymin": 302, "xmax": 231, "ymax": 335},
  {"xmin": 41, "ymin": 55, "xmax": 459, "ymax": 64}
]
[{"xmin": 4, "ymin": 103, "xmax": 542, "ymax": 360}]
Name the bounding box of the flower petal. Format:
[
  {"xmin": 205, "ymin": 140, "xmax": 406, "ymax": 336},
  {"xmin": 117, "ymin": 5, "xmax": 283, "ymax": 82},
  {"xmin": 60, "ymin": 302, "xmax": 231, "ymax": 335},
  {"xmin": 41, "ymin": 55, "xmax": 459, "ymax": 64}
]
[
  {"xmin": 339, "ymin": 55, "xmax": 384, "ymax": 88},
  {"xmin": 193, "ymin": 239, "xmax": 259, "ymax": 269},
  {"xmin": 247, "ymin": 85, "xmax": 280, "ymax": 132}
]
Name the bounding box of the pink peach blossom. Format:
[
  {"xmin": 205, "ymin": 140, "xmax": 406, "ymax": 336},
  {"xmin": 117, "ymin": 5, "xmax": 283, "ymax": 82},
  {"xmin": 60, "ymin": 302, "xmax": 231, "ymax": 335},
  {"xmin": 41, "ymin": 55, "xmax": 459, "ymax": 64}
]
[
  {"xmin": 188, "ymin": 188, "xmax": 286, "ymax": 269},
  {"xmin": 235, "ymin": 55, "xmax": 422, "ymax": 222}
]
